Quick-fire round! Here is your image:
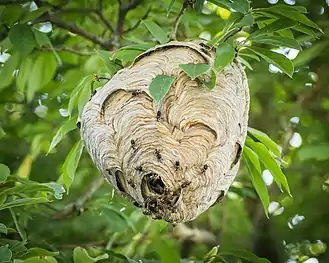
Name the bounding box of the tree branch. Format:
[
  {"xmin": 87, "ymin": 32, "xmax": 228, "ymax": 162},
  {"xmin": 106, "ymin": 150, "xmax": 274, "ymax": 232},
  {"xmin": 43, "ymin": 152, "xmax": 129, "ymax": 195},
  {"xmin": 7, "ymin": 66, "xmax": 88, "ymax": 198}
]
[
  {"xmin": 39, "ymin": 46, "xmax": 95, "ymax": 56},
  {"xmin": 169, "ymin": 0, "xmax": 189, "ymax": 41},
  {"xmin": 123, "ymin": 6, "xmax": 151, "ymax": 34},
  {"xmin": 113, "ymin": 0, "xmax": 143, "ymax": 48},
  {"xmin": 42, "ymin": 13, "xmax": 111, "ymax": 49},
  {"xmin": 50, "ymin": 176, "xmax": 105, "ymax": 220},
  {"xmin": 96, "ymin": 0, "xmax": 114, "ymax": 32}
]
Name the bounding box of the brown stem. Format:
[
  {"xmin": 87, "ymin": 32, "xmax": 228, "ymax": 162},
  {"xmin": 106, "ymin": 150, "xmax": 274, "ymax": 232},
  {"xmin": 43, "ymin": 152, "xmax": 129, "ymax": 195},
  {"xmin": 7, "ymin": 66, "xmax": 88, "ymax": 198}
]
[
  {"xmin": 169, "ymin": 0, "xmax": 189, "ymax": 41},
  {"xmin": 50, "ymin": 176, "xmax": 104, "ymax": 220}
]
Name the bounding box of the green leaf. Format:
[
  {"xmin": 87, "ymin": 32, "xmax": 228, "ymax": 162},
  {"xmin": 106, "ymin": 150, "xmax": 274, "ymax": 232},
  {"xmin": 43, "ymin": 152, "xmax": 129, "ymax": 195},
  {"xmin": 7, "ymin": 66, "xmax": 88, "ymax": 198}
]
[
  {"xmin": 0, "ymin": 245, "xmax": 12, "ymax": 262},
  {"xmin": 0, "ymin": 163, "xmax": 10, "ymax": 182},
  {"xmin": 293, "ymin": 41, "xmax": 328, "ymax": 68},
  {"xmin": 0, "ymin": 197, "xmax": 49, "ymax": 210},
  {"xmin": 100, "ymin": 204, "xmax": 134, "ymax": 232},
  {"xmin": 247, "ymin": 47, "xmax": 294, "ymax": 78},
  {"xmin": 142, "ymin": 20, "xmax": 168, "ymax": 44},
  {"xmin": 238, "ymin": 52, "xmax": 260, "ymax": 61},
  {"xmin": 113, "ymin": 49, "xmax": 144, "ymax": 64},
  {"xmin": 204, "ymin": 246, "xmax": 219, "ymax": 262},
  {"xmin": 0, "ymin": 223, "xmax": 7, "ymax": 235},
  {"xmin": 16, "ymin": 57, "xmax": 33, "ymax": 92},
  {"xmin": 26, "ymin": 52, "xmax": 57, "ymax": 102},
  {"xmin": 0, "ymin": 52, "xmax": 20, "ymax": 91},
  {"xmin": 32, "ymin": 28, "xmax": 51, "ymax": 47},
  {"xmin": 73, "ymin": 247, "xmax": 108, "ymax": 263},
  {"xmin": 47, "ymin": 118, "xmax": 77, "ymax": 154},
  {"xmin": 61, "ymin": 140, "xmax": 84, "ymax": 191},
  {"xmin": 153, "ymin": 239, "xmax": 180, "ymax": 263},
  {"xmin": 202, "ymin": 68, "xmax": 217, "ymax": 90},
  {"xmin": 208, "ymin": 0, "xmax": 249, "ymax": 14},
  {"xmin": 249, "ymin": 19, "xmax": 298, "ymax": 39},
  {"xmin": 10, "ymin": 207, "xmax": 28, "ymax": 242},
  {"xmin": 68, "ymin": 75, "xmax": 94, "ymax": 116},
  {"xmin": 243, "ymin": 147, "xmax": 269, "ymax": 217},
  {"xmin": 179, "ymin": 63, "xmax": 210, "ymax": 80},
  {"xmin": 98, "ymin": 50, "xmax": 122, "ymax": 75},
  {"xmin": 8, "ymin": 24, "xmax": 36, "ymax": 57},
  {"xmin": 214, "ymin": 43, "xmax": 235, "ymax": 71},
  {"xmin": 195, "ymin": 0, "xmax": 204, "ymax": 13},
  {"xmin": 22, "ymin": 248, "xmax": 59, "ymax": 258},
  {"xmin": 297, "ymin": 144, "xmax": 329, "ymax": 161},
  {"xmin": 251, "ymin": 36, "xmax": 301, "ymax": 50},
  {"xmin": 249, "ymin": 141, "xmax": 290, "ymax": 196},
  {"xmin": 24, "ymin": 256, "xmax": 58, "ymax": 263},
  {"xmin": 219, "ymin": 249, "xmax": 271, "ymax": 263},
  {"xmin": 78, "ymin": 81, "xmax": 92, "ymax": 116},
  {"xmin": 248, "ymin": 128, "xmax": 281, "ymax": 157},
  {"xmin": 21, "ymin": 6, "xmax": 50, "ymax": 23},
  {"xmin": 259, "ymin": 5, "xmax": 308, "ymax": 14},
  {"xmin": 149, "ymin": 75, "xmax": 176, "ymax": 103},
  {"xmin": 167, "ymin": 0, "xmax": 176, "ymax": 15},
  {"xmin": 237, "ymin": 56, "xmax": 253, "ymax": 70},
  {"xmin": 264, "ymin": 6, "xmax": 322, "ymax": 32},
  {"xmin": 42, "ymin": 182, "xmax": 65, "ymax": 200},
  {"xmin": 240, "ymin": 13, "xmax": 254, "ymax": 26}
]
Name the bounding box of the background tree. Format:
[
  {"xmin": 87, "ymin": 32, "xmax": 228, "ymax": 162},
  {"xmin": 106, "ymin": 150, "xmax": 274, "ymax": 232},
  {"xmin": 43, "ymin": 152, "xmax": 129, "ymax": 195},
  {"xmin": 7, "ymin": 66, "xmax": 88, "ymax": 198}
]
[{"xmin": 0, "ymin": 0, "xmax": 328, "ymax": 262}]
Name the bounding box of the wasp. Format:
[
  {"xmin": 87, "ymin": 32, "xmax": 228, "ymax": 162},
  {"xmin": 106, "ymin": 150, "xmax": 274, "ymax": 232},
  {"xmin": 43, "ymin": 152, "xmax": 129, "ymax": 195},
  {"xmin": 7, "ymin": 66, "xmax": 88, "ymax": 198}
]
[
  {"xmin": 127, "ymin": 178, "xmax": 135, "ymax": 188},
  {"xmin": 155, "ymin": 149, "xmax": 162, "ymax": 161},
  {"xmin": 130, "ymin": 139, "xmax": 136, "ymax": 150},
  {"xmin": 135, "ymin": 165, "xmax": 143, "ymax": 172},
  {"xmin": 156, "ymin": 111, "xmax": 161, "ymax": 121},
  {"xmin": 181, "ymin": 181, "xmax": 191, "ymax": 188},
  {"xmin": 175, "ymin": 161, "xmax": 180, "ymax": 171},
  {"xmin": 201, "ymin": 164, "xmax": 208, "ymax": 174},
  {"xmin": 132, "ymin": 90, "xmax": 142, "ymax": 96}
]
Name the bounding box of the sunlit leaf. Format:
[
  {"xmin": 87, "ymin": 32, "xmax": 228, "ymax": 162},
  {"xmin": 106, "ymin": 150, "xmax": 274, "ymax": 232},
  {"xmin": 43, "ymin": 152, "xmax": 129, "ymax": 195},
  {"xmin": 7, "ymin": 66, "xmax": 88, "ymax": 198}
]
[
  {"xmin": 16, "ymin": 57, "xmax": 33, "ymax": 92},
  {"xmin": 0, "ymin": 52, "xmax": 20, "ymax": 91},
  {"xmin": 26, "ymin": 52, "xmax": 56, "ymax": 102},
  {"xmin": 22, "ymin": 248, "xmax": 59, "ymax": 258},
  {"xmin": 24, "ymin": 256, "xmax": 58, "ymax": 263},
  {"xmin": 149, "ymin": 75, "xmax": 176, "ymax": 103},
  {"xmin": 8, "ymin": 24, "xmax": 36, "ymax": 56},
  {"xmin": 243, "ymin": 146, "xmax": 269, "ymax": 217},
  {"xmin": 179, "ymin": 63, "xmax": 210, "ymax": 80},
  {"xmin": 113, "ymin": 49, "xmax": 144, "ymax": 64},
  {"xmin": 47, "ymin": 118, "xmax": 77, "ymax": 154},
  {"xmin": 0, "ymin": 163, "xmax": 10, "ymax": 182},
  {"xmin": 249, "ymin": 19, "xmax": 298, "ymax": 39},
  {"xmin": 142, "ymin": 20, "xmax": 168, "ymax": 44},
  {"xmin": 73, "ymin": 247, "xmax": 108, "ymax": 263},
  {"xmin": 214, "ymin": 43, "xmax": 235, "ymax": 70},
  {"xmin": 248, "ymin": 127, "xmax": 281, "ymax": 157},
  {"xmin": 68, "ymin": 75, "xmax": 94, "ymax": 116},
  {"xmin": 247, "ymin": 47, "xmax": 294, "ymax": 77},
  {"xmin": 42, "ymin": 182, "xmax": 65, "ymax": 200},
  {"xmin": 249, "ymin": 141, "xmax": 291, "ymax": 196},
  {"xmin": 61, "ymin": 140, "xmax": 84, "ymax": 191}
]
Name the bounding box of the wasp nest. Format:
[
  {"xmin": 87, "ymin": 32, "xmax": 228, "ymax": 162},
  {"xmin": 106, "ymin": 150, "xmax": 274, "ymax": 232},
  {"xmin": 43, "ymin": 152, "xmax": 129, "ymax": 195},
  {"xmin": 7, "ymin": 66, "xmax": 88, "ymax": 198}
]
[{"xmin": 80, "ymin": 41, "xmax": 250, "ymax": 223}]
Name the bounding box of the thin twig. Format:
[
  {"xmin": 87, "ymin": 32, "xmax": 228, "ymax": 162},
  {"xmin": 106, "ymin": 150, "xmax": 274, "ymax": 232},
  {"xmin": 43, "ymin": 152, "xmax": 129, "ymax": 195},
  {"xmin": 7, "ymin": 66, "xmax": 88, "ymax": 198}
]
[
  {"xmin": 96, "ymin": 0, "xmax": 114, "ymax": 32},
  {"xmin": 51, "ymin": 176, "xmax": 105, "ymax": 220},
  {"xmin": 123, "ymin": 6, "xmax": 151, "ymax": 34},
  {"xmin": 113, "ymin": 0, "xmax": 143, "ymax": 48},
  {"xmin": 169, "ymin": 0, "xmax": 189, "ymax": 41},
  {"xmin": 39, "ymin": 46, "xmax": 95, "ymax": 56}
]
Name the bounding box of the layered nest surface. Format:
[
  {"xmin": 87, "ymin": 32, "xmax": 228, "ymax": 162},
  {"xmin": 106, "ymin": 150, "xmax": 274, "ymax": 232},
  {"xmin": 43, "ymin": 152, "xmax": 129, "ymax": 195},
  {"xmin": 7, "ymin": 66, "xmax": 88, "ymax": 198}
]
[{"xmin": 80, "ymin": 41, "xmax": 250, "ymax": 223}]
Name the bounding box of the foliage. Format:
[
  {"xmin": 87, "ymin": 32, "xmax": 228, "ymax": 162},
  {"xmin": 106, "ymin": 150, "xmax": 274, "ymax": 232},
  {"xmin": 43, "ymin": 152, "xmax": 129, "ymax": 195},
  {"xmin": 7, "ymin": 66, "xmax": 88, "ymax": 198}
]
[{"xmin": 0, "ymin": 0, "xmax": 329, "ymax": 262}]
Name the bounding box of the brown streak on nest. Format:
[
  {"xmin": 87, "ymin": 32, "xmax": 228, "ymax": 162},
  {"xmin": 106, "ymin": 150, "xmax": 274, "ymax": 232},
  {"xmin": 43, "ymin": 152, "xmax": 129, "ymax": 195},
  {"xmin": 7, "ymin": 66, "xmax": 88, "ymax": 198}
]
[{"xmin": 81, "ymin": 41, "xmax": 249, "ymax": 223}]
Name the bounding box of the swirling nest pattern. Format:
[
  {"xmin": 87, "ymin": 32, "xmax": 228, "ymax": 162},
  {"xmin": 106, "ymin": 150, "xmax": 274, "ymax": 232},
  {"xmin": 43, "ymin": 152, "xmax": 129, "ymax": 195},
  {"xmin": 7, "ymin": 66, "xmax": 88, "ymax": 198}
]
[{"xmin": 80, "ymin": 41, "xmax": 250, "ymax": 223}]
